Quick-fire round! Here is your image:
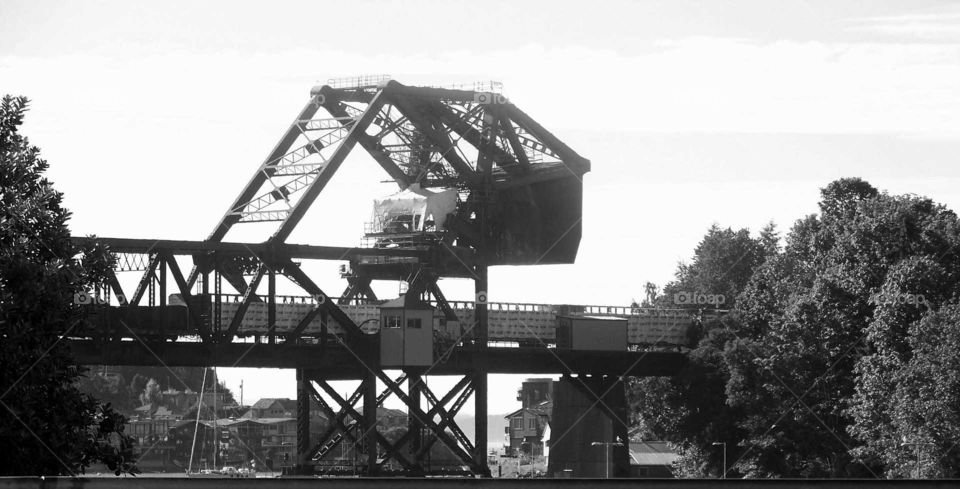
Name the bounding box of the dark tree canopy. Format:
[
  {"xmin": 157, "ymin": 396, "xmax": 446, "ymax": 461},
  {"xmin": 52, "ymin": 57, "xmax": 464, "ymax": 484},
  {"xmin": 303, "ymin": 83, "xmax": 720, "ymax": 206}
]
[
  {"xmin": 78, "ymin": 366, "xmax": 238, "ymax": 414},
  {"xmin": 629, "ymin": 178, "xmax": 960, "ymax": 478},
  {"xmin": 0, "ymin": 95, "xmax": 136, "ymax": 476},
  {"xmin": 629, "ymin": 224, "xmax": 774, "ymax": 477}
]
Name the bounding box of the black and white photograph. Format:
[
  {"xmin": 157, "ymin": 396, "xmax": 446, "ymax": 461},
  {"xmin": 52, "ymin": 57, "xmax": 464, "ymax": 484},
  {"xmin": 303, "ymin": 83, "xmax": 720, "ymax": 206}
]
[{"xmin": 3, "ymin": 1, "xmax": 960, "ymax": 486}]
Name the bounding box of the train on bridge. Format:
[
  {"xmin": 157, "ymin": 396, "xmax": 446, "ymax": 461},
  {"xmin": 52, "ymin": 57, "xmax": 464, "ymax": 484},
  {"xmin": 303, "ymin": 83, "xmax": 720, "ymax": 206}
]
[{"xmin": 80, "ymin": 293, "xmax": 708, "ymax": 349}]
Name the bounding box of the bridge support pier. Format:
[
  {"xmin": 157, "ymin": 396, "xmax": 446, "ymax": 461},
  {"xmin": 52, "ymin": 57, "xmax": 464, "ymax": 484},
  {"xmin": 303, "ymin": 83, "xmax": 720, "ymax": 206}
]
[{"xmin": 547, "ymin": 375, "xmax": 630, "ymax": 478}]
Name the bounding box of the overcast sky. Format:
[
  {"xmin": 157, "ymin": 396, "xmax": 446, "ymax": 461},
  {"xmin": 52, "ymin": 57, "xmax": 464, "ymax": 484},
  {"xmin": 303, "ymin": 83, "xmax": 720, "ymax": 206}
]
[{"xmin": 4, "ymin": 0, "xmax": 960, "ymax": 429}]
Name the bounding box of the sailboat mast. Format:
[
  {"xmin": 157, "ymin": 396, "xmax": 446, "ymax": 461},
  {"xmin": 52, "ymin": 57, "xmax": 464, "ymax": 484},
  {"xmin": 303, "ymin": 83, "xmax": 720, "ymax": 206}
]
[
  {"xmin": 188, "ymin": 368, "xmax": 208, "ymax": 473},
  {"xmin": 213, "ymin": 367, "xmax": 218, "ymax": 469}
]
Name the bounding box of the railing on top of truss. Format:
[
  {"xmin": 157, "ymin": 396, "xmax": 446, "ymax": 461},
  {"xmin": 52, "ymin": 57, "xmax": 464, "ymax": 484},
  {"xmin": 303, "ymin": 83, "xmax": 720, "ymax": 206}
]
[
  {"xmin": 209, "ymin": 294, "xmax": 727, "ymax": 316},
  {"xmin": 325, "ymin": 74, "xmax": 392, "ymax": 89},
  {"xmin": 323, "ymin": 75, "xmax": 503, "ymax": 94},
  {"xmin": 428, "ymin": 80, "xmax": 503, "ymax": 94}
]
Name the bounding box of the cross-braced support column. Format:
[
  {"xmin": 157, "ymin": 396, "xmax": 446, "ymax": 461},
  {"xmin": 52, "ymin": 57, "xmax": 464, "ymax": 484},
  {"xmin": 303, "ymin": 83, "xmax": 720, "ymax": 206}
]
[
  {"xmin": 301, "ymin": 368, "xmax": 489, "ymax": 477},
  {"xmin": 305, "ymin": 372, "xmax": 415, "ymax": 476},
  {"xmin": 296, "ymin": 368, "xmax": 311, "ymax": 475}
]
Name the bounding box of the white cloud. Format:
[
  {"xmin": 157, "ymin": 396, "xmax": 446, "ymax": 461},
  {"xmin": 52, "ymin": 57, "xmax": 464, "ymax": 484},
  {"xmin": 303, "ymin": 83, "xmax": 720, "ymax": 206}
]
[
  {"xmin": 5, "ymin": 35, "xmax": 959, "ymax": 138},
  {"xmin": 845, "ymin": 10, "xmax": 960, "ymax": 40}
]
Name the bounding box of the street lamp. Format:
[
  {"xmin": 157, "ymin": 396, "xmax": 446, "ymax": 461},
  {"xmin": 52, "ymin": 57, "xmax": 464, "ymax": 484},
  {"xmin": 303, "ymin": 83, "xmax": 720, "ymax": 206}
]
[
  {"xmin": 591, "ymin": 440, "xmax": 625, "ymax": 479},
  {"xmin": 900, "ymin": 441, "xmax": 934, "ymax": 479},
  {"xmin": 712, "ymin": 442, "xmax": 727, "ymax": 479}
]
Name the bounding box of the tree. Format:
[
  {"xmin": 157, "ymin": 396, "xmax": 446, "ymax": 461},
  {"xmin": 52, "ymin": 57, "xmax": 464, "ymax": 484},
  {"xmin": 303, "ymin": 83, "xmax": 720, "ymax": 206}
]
[
  {"xmin": 630, "ymin": 178, "xmax": 960, "ymax": 479},
  {"xmin": 128, "ymin": 373, "xmax": 149, "ymax": 401},
  {"xmin": 216, "ymin": 379, "xmax": 237, "ymax": 406},
  {"xmin": 729, "ymin": 180, "xmax": 960, "ymax": 477},
  {"xmin": 662, "ymin": 224, "xmax": 771, "ymax": 310},
  {"xmin": 139, "ymin": 378, "xmax": 162, "ymax": 407},
  {"xmin": 886, "ymin": 305, "xmax": 960, "ymax": 477},
  {"xmin": 847, "ymin": 255, "xmax": 960, "ymax": 476},
  {"xmin": 78, "ymin": 366, "xmax": 238, "ymax": 415},
  {"xmin": 627, "ymin": 225, "xmax": 772, "ymax": 477},
  {"xmin": 0, "ymin": 95, "xmax": 136, "ymax": 475},
  {"xmin": 75, "ymin": 369, "xmax": 133, "ymax": 413}
]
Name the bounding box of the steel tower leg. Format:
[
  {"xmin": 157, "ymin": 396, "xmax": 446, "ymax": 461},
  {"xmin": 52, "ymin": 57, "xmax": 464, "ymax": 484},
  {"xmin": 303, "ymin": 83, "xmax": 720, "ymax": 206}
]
[
  {"xmin": 362, "ymin": 370, "xmax": 379, "ymax": 475},
  {"xmin": 407, "ymin": 372, "xmax": 424, "ymax": 474},
  {"xmin": 474, "ymin": 372, "xmax": 489, "ymax": 476},
  {"xmin": 296, "ymin": 368, "xmax": 311, "ymax": 475},
  {"xmin": 474, "ymin": 265, "xmax": 490, "ymax": 476}
]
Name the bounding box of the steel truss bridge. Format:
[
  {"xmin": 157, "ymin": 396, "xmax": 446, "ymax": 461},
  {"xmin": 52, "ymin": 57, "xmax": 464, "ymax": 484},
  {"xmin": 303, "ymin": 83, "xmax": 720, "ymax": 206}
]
[{"xmin": 68, "ymin": 78, "xmax": 689, "ymax": 478}]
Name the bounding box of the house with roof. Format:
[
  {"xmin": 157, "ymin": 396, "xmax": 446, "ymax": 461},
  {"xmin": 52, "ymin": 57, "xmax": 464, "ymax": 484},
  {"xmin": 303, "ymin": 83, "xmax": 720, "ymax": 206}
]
[
  {"xmin": 256, "ymin": 417, "xmax": 298, "ymax": 466},
  {"xmin": 503, "ymin": 377, "xmax": 557, "ymax": 456},
  {"xmin": 504, "ymin": 400, "xmax": 552, "ymax": 456},
  {"xmin": 243, "ymin": 398, "xmax": 298, "ymax": 419},
  {"xmin": 628, "ymin": 441, "xmax": 679, "ymax": 478}
]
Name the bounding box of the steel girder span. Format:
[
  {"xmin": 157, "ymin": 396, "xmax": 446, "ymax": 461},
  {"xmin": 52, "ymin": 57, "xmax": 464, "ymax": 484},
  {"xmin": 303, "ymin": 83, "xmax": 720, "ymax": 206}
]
[
  {"xmin": 210, "ymin": 79, "xmax": 590, "ymax": 263},
  {"xmin": 71, "ymin": 79, "xmax": 597, "ymax": 478}
]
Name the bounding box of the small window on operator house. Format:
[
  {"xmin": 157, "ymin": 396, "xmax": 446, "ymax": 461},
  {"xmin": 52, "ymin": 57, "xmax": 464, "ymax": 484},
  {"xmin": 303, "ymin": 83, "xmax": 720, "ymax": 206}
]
[
  {"xmin": 512, "ymin": 418, "xmax": 522, "ymax": 429},
  {"xmin": 406, "ymin": 318, "xmax": 422, "ymax": 329},
  {"xmin": 385, "ymin": 315, "xmax": 402, "ymax": 328},
  {"xmin": 528, "ymin": 418, "xmax": 537, "ymax": 429}
]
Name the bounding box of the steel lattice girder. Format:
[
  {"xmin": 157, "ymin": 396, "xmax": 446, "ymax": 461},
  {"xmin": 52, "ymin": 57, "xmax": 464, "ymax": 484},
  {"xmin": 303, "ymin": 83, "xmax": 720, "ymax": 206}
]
[
  {"xmin": 71, "ymin": 236, "xmax": 464, "ymax": 343},
  {"xmin": 203, "ymin": 80, "xmax": 590, "ymax": 262}
]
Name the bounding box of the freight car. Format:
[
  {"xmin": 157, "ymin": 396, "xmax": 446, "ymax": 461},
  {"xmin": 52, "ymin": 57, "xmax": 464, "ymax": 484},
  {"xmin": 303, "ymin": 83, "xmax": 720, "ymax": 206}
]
[
  {"xmin": 77, "ymin": 293, "xmax": 703, "ymax": 348},
  {"xmin": 120, "ymin": 295, "xmax": 700, "ymax": 347}
]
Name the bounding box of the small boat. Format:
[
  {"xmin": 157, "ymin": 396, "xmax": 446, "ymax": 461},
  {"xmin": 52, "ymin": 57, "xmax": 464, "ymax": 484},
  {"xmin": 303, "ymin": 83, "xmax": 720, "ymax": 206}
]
[{"xmin": 186, "ymin": 468, "xmax": 224, "ymax": 478}]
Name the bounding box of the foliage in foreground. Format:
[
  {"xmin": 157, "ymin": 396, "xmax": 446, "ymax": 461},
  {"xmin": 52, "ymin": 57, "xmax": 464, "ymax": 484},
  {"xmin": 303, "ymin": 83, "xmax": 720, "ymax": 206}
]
[
  {"xmin": 630, "ymin": 178, "xmax": 960, "ymax": 478},
  {"xmin": 0, "ymin": 95, "xmax": 137, "ymax": 476}
]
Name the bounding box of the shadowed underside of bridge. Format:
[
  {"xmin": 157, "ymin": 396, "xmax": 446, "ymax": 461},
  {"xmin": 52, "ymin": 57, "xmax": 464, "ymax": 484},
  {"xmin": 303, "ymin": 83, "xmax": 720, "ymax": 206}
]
[{"xmin": 69, "ymin": 340, "xmax": 686, "ymax": 374}]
